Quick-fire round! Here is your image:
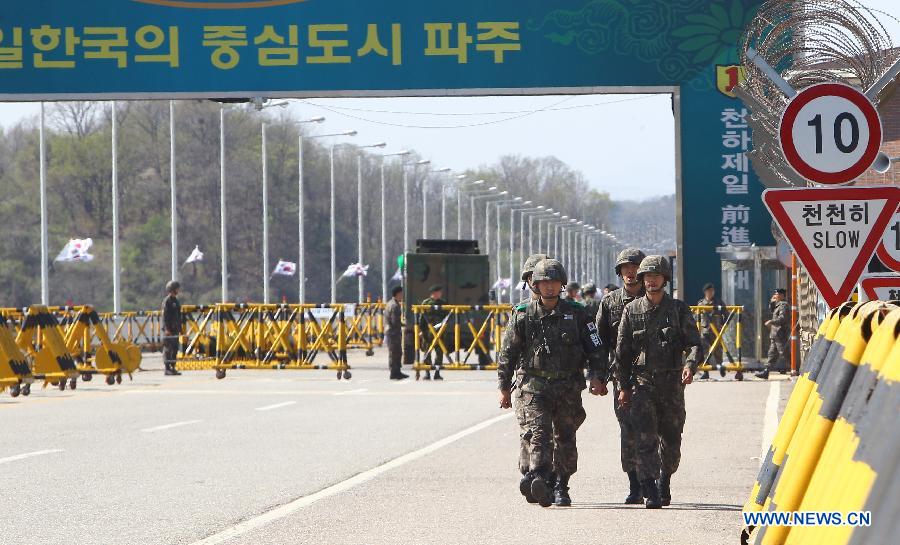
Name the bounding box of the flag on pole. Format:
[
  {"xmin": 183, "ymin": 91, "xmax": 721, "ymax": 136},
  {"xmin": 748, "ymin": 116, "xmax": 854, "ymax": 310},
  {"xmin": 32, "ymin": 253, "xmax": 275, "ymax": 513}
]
[
  {"xmin": 272, "ymin": 260, "xmax": 296, "ymax": 277},
  {"xmin": 342, "ymin": 263, "xmax": 369, "ymax": 278},
  {"xmin": 55, "ymin": 238, "xmax": 94, "ymax": 262},
  {"xmin": 390, "ymin": 267, "xmax": 403, "ymax": 283},
  {"xmin": 492, "ymin": 277, "xmax": 512, "ymax": 290},
  {"xmin": 183, "ymin": 245, "xmax": 204, "ymax": 266}
]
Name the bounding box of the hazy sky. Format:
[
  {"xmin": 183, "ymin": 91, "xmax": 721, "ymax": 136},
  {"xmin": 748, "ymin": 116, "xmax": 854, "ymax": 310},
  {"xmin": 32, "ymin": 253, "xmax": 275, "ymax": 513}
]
[{"xmin": 1, "ymin": 0, "xmax": 897, "ymax": 202}]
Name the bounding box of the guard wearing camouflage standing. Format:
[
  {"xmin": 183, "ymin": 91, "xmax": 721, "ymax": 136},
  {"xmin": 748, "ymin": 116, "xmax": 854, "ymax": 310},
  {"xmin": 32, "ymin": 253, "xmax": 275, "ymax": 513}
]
[
  {"xmin": 696, "ymin": 282, "xmax": 727, "ymax": 379},
  {"xmin": 161, "ymin": 280, "xmax": 183, "ymax": 376},
  {"xmin": 498, "ymin": 259, "xmax": 608, "ymax": 508},
  {"xmin": 384, "ymin": 286, "xmax": 409, "ymax": 381},
  {"xmin": 755, "ymin": 288, "xmax": 789, "ymax": 380},
  {"xmin": 581, "ymin": 283, "xmax": 600, "ymax": 322},
  {"xmin": 418, "ymin": 285, "xmax": 447, "ymax": 381},
  {"xmin": 595, "ymin": 247, "xmax": 645, "ymax": 504},
  {"xmin": 616, "ymin": 256, "xmax": 702, "ymax": 509}
]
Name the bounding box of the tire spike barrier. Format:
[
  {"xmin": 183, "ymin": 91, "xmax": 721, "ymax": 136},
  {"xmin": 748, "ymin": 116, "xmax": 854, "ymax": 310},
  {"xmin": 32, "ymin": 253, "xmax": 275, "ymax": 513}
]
[
  {"xmin": 0, "ymin": 312, "xmax": 34, "ymax": 397},
  {"xmin": 740, "ymin": 301, "xmax": 900, "ymax": 545},
  {"xmin": 693, "ymin": 304, "xmax": 745, "ymax": 379},
  {"xmin": 13, "ymin": 305, "xmax": 80, "ymax": 392}
]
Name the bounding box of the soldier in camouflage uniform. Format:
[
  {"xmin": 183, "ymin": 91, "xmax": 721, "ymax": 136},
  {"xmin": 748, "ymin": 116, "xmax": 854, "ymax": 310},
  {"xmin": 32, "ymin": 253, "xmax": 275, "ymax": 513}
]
[
  {"xmin": 581, "ymin": 283, "xmax": 600, "ymax": 321},
  {"xmin": 499, "ymin": 259, "xmax": 608, "ymax": 508},
  {"xmin": 514, "ymin": 253, "xmax": 550, "ymax": 491},
  {"xmin": 756, "ymin": 288, "xmax": 789, "ymax": 380},
  {"xmin": 696, "ymin": 282, "xmax": 727, "ymax": 379},
  {"xmin": 595, "ymin": 247, "xmax": 646, "ymax": 504},
  {"xmin": 384, "ymin": 286, "xmax": 409, "ymax": 380},
  {"xmin": 565, "ymin": 281, "xmax": 582, "ymax": 302},
  {"xmin": 162, "ymin": 280, "xmax": 183, "ymax": 376},
  {"xmin": 418, "ymin": 285, "xmax": 448, "ymax": 381},
  {"xmin": 616, "ymin": 256, "xmax": 703, "ymax": 509}
]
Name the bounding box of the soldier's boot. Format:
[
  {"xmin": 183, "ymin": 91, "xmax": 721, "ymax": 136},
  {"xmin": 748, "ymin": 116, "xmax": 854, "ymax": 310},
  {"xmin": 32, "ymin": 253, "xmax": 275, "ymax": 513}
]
[
  {"xmin": 530, "ymin": 473, "xmax": 554, "ymax": 508},
  {"xmin": 164, "ymin": 362, "xmax": 178, "ymax": 376},
  {"xmin": 553, "ymin": 476, "xmax": 572, "ymax": 507},
  {"xmin": 519, "ymin": 473, "xmax": 538, "ymax": 504},
  {"xmin": 754, "ymin": 368, "xmax": 769, "ymax": 380},
  {"xmin": 699, "ymin": 370, "xmax": 709, "ymax": 380},
  {"xmin": 659, "ymin": 473, "xmax": 672, "ymax": 506},
  {"xmin": 624, "ymin": 471, "xmax": 643, "ymax": 505},
  {"xmin": 642, "ymin": 479, "xmax": 663, "ymax": 509},
  {"xmin": 433, "ymin": 367, "xmax": 443, "ymax": 381},
  {"xmin": 423, "ymin": 370, "xmax": 432, "ymax": 380}
]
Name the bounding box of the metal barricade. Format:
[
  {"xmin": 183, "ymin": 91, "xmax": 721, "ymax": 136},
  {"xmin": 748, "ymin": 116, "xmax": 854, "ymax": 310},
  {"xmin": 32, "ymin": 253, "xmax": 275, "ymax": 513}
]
[
  {"xmin": 411, "ymin": 304, "xmax": 511, "ymax": 375},
  {"xmin": 691, "ymin": 304, "xmax": 745, "ymax": 380}
]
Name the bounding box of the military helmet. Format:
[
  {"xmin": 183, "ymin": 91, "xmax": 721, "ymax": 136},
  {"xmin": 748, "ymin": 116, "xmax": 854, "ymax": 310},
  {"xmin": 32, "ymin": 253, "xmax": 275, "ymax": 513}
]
[
  {"xmin": 532, "ymin": 258, "xmax": 568, "ymax": 286},
  {"xmin": 520, "ymin": 253, "xmax": 548, "ymax": 282},
  {"xmin": 567, "ymin": 281, "xmax": 581, "ymax": 291},
  {"xmin": 636, "ymin": 255, "xmax": 671, "ymax": 282},
  {"xmin": 582, "ymin": 282, "xmax": 597, "ymax": 295},
  {"xmin": 615, "ymin": 247, "xmax": 647, "ymax": 276},
  {"xmin": 165, "ymin": 280, "xmax": 181, "ymax": 293}
]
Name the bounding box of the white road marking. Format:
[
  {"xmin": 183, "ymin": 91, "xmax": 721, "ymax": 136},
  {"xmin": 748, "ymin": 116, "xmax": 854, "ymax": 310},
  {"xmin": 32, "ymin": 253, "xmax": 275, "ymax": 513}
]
[
  {"xmin": 141, "ymin": 420, "xmax": 203, "ymax": 433},
  {"xmin": 333, "ymin": 388, "xmax": 368, "ymax": 396},
  {"xmin": 188, "ymin": 412, "xmax": 514, "ymax": 545},
  {"xmin": 255, "ymin": 401, "xmax": 297, "ymax": 412},
  {"xmin": 760, "ymin": 381, "xmax": 781, "ymax": 464},
  {"xmin": 0, "ymin": 449, "xmax": 64, "ymax": 465}
]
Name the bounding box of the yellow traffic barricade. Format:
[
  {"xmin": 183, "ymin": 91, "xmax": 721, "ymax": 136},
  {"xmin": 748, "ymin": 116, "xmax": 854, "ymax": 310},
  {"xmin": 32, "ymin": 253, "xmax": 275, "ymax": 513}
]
[
  {"xmin": 692, "ymin": 304, "xmax": 746, "ymax": 380},
  {"xmin": 411, "ymin": 304, "xmax": 510, "ymax": 375},
  {"xmin": 59, "ymin": 306, "xmax": 142, "ymax": 385},
  {"xmin": 0, "ymin": 312, "xmax": 34, "ymax": 397},
  {"xmin": 15, "ymin": 305, "xmax": 80, "ymax": 391}
]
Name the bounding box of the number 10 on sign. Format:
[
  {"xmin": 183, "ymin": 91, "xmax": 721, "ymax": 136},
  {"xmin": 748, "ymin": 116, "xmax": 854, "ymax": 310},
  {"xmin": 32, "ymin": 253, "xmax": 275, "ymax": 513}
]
[{"xmin": 779, "ymin": 83, "xmax": 882, "ymax": 185}]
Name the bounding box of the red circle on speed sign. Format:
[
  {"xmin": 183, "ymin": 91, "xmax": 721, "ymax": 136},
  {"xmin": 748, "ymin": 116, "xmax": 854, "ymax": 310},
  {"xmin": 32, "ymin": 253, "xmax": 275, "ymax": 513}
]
[{"xmin": 779, "ymin": 82, "xmax": 882, "ymax": 185}]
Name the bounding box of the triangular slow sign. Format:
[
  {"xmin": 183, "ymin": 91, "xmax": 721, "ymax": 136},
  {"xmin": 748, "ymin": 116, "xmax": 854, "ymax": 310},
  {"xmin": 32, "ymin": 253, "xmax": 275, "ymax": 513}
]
[
  {"xmin": 858, "ymin": 273, "xmax": 900, "ymax": 302},
  {"xmin": 763, "ymin": 186, "xmax": 900, "ymax": 308}
]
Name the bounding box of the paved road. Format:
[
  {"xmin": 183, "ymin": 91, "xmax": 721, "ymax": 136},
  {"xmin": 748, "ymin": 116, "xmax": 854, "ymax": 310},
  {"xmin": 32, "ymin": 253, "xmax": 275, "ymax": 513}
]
[{"xmin": 0, "ymin": 349, "xmax": 778, "ymax": 545}]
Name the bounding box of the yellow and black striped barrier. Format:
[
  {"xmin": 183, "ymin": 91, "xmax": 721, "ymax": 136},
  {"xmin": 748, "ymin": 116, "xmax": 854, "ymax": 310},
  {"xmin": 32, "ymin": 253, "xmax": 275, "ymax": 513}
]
[
  {"xmin": 0, "ymin": 312, "xmax": 33, "ymax": 397},
  {"xmin": 692, "ymin": 304, "xmax": 745, "ymax": 379},
  {"xmin": 742, "ymin": 300, "xmax": 900, "ymax": 544},
  {"xmin": 411, "ymin": 304, "xmax": 510, "ymax": 375}
]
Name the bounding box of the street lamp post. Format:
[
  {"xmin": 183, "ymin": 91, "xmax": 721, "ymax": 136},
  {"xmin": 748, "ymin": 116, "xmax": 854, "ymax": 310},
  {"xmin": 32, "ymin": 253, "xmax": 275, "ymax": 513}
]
[
  {"xmin": 407, "ymin": 160, "xmax": 430, "ymax": 253},
  {"xmin": 112, "ymin": 101, "xmax": 120, "ymax": 313},
  {"xmin": 508, "ymin": 202, "xmax": 535, "ymax": 303},
  {"xmin": 39, "ymin": 102, "xmax": 48, "ymax": 305},
  {"xmin": 490, "ymin": 196, "xmax": 520, "ymax": 291},
  {"xmin": 256, "ymin": 102, "xmax": 291, "ymax": 303},
  {"xmin": 293, "ymin": 117, "xmax": 327, "ymax": 304},
  {"xmin": 464, "ymin": 183, "xmax": 492, "ymax": 240},
  {"xmin": 520, "ymin": 207, "xmax": 547, "ymax": 258},
  {"xmin": 169, "ymin": 101, "xmax": 178, "ymax": 283},
  {"xmin": 328, "ymin": 135, "xmax": 359, "ymax": 304},
  {"xmin": 356, "ymin": 142, "xmax": 387, "ymax": 303},
  {"xmin": 455, "ymin": 175, "xmax": 472, "ymax": 239},
  {"xmin": 536, "ymin": 212, "xmax": 560, "ymax": 254},
  {"xmin": 482, "ymin": 191, "xmax": 510, "ymax": 275},
  {"xmin": 424, "ymin": 166, "xmax": 448, "ymax": 239},
  {"xmin": 381, "ymin": 150, "xmax": 411, "ymax": 301}
]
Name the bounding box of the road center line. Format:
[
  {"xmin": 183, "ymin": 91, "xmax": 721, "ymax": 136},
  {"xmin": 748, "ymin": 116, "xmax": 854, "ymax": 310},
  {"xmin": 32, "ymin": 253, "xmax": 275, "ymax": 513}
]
[
  {"xmin": 760, "ymin": 380, "xmax": 781, "ymax": 464},
  {"xmin": 0, "ymin": 449, "xmax": 64, "ymax": 465},
  {"xmin": 333, "ymin": 388, "xmax": 368, "ymax": 396},
  {"xmin": 189, "ymin": 412, "xmax": 514, "ymax": 545},
  {"xmin": 141, "ymin": 420, "xmax": 203, "ymax": 433},
  {"xmin": 255, "ymin": 401, "xmax": 297, "ymax": 412}
]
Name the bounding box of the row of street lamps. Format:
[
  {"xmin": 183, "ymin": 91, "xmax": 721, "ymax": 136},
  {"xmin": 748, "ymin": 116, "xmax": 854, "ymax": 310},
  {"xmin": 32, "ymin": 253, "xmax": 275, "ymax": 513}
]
[{"xmin": 35, "ymin": 100, "xmax": 625, "ymax": 311}]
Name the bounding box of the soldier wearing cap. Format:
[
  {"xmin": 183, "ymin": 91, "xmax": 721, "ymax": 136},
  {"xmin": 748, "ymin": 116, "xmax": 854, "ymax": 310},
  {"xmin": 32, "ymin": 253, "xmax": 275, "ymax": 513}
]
[
  {"xmin": 696, "ymin": 282, "xmax": 727, "ymax": 379},
  {"xmin": 595, "ymin": 247, "xmax": 646, "ymax": 504},
  {"xmin": 161, "ymin": 280, "xmax": 182, "ymax": 376},
  {"xmin": 581, "ymin": 283, "xmax": 600, "ymax": 321},
  {"xmin": 616, "ymin": 255, "xmax": 703, "ymax": 508},
  {"xmin": 385, "ymin": 285, "xmax": 409, "ymax": 380},
  {"xmin": 756, "ymin": 288, "xmax": 789, "ymax": 380},
  {"xmin": 499, "ymin": 258, "xmax": 608, "ymax": 508},
  {"xmin": 418, "ymin": 284, "xmax": 448, "ymax": 380}
]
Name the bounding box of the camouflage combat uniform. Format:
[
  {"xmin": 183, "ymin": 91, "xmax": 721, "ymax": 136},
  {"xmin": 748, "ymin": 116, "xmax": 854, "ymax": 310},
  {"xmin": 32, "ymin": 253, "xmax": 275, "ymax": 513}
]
[
  {"xmin": 384, "ymin": 297, "xmax": 403, "ymax": 377},
  {"xmin": 419, "ymin": 296, "xmax": 448, "ymax": 370},
  {"xmin": 616, "ymin": 292, "xmax": 702, "ymax": 483},
  {"xmin": 596, "ymin": 285, "xmax": 644, "ymax": 473},
  {"xmin": 766, "ymin": 299, "xmax": 790, "ymax": 372},
  {"xmin": 582, "ymin": 295, "xmax": 601, "ymax": 322},
  {"xmin": 499, "ymin": 298, "xmax": 606, "ymax": 482},
  {"xmin": 696, "ymin": 295, "xmax": 726, "ymax": 367}
]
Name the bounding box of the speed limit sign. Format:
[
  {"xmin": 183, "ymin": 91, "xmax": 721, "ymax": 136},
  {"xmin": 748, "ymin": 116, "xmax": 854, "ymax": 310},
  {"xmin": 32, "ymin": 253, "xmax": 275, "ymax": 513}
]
[
  {"xmin": 877, "ymin": 205, "xmax": 900, "ymax": 271},
  {"xmin": 779, "ymin": 82, "xmax": 882, "ymax": 185}
]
